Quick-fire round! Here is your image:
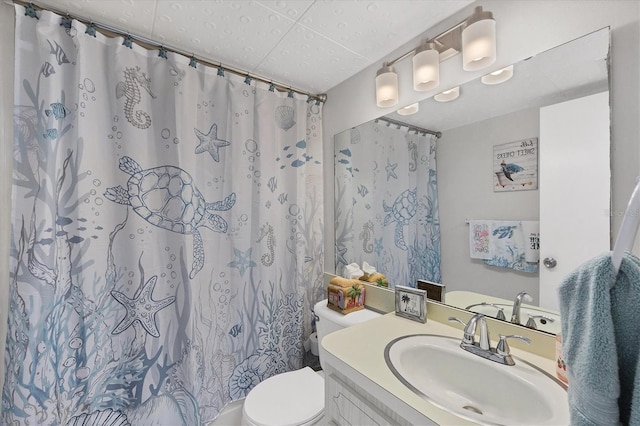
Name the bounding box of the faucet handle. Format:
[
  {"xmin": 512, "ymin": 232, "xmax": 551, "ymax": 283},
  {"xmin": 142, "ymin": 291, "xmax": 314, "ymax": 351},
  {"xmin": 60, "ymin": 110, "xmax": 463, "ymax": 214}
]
[
  {"xmin": 448, "ymin": 316, "xmax": 466, "ymax": 326},
  {"xmin": 496, "ymin": 334, "xmax": 531, "ymax": 356},
  {"xmin": 525, "ymin": 314, "xmax": 556, "ymax": 329},
  {"xmin": 495, "ymin": 307, "xmax": 506, "ymax": 321}
]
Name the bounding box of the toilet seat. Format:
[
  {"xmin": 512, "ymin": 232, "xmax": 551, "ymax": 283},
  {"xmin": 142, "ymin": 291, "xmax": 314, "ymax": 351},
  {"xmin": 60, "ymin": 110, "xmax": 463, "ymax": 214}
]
[{"xmin": 243, "ymin": 367, "xmax": 324, "ymax": 426}]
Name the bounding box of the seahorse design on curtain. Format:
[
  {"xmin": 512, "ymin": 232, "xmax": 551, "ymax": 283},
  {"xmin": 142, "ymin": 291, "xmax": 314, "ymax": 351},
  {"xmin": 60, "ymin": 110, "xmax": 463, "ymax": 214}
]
[
  {"xmin": 257, "ymin": 223, "xmax": 275, "ymax": 266},
  {"xmin": 408, "ymin": 140, "xmax": 418, "ymax": 172},
  {"xmin": 359, "ymin": 220, "xmax": 374, "ymax": 254},
  {"xmin": 116, "ymin": 66, "xmax": 156, "ymax": 129}
]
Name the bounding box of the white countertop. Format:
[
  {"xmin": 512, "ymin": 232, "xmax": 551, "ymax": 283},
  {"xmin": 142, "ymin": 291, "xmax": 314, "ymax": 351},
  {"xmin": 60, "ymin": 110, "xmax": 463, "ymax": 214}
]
[{"xmin": 322, "ymin": 311, "xmax": 560, "ymax": 425}]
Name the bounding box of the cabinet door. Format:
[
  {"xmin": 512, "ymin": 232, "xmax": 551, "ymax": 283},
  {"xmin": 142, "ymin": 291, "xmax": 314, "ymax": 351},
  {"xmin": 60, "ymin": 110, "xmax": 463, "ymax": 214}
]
[
  {"xmin": 325, "ymin": 372, "xmax": 405, "ymax": 426},
  {"xmin": 539, "ymin": 91, "xmax": 610, "ymax": 311}
]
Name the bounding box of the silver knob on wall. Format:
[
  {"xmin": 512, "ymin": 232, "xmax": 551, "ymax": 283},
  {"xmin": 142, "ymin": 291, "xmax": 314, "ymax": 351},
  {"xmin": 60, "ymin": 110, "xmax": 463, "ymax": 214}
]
[{"xmin": 543, "ymin": 257, "xmax": 557, "ymax": 268}]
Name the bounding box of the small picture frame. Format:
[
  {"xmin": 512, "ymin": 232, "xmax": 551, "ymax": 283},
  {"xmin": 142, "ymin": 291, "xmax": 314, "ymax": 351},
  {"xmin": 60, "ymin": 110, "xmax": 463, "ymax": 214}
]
[{"xmin": 395, "ymin": 285, "xmax": 427, "ymax": 323}]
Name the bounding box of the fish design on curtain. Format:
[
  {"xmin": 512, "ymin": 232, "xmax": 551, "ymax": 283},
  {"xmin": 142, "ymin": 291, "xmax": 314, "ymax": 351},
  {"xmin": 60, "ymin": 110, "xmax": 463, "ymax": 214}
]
[
  {"xmin": 5, "ymin": 6, "xmax": 324, "ymax": 425},
  {"xmin": 335, "ymin": 120, "xmax": 441, "ymax": 287}
]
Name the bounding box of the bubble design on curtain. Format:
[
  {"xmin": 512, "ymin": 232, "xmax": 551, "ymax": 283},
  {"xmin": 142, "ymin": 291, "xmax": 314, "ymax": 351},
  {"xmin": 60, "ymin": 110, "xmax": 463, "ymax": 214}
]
[{"xmin": 5, "ymin": 6, "xmax": 324, "ymax": 425}]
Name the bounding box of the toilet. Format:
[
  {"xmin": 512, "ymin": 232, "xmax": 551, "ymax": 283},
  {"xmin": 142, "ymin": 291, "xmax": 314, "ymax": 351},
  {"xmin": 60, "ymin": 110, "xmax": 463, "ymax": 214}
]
[{"xmin": 241, "ymin": 299, "xmax": 381, "ymax": 426}]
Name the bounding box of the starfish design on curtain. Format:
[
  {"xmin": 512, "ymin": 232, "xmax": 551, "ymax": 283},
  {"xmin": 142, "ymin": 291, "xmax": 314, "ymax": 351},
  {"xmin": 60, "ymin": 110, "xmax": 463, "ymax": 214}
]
[
  {"xmin": 335, "ymin": 246, "xmax": 348, "ymax": 267},
  {"xmin": 194, "ymin": 122, "xmax": 230, "ymax": 162},
  {"xmin": 228, "ymin": 247, "xmax": 257, "ymax": 277},
  {"xmin": 385, "ymin": 158, "xmax": 398, "ymax": 181},
  {"xmin": 111, "ymin": 275, "xmax": 176, "ymax": 337}
]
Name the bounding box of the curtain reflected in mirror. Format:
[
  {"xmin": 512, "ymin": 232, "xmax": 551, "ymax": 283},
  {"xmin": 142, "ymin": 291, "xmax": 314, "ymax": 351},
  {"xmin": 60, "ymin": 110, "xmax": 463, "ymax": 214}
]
[{"xmin": 334, "ymin": 120, "xmax": 440, "ymax": 288}]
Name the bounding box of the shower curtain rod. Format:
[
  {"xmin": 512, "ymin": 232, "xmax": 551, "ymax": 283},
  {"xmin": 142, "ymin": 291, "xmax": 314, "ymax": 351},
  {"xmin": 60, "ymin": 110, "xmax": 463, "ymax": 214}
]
[
  {"xmin": 374, "ymin": 117, "xmax": 442, "ymax": 138},
  {"xmin": 10, "ymin": 0, "xmax": 328, "ymax": 104}
]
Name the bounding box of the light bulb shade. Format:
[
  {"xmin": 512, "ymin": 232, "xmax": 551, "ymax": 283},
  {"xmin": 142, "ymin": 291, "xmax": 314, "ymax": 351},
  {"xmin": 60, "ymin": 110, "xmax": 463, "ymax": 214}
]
[
  {"xmin": 462, "ymin": 7, "xmax": 496, "ymax": 71},
  {"xmin": 413, "ymin": 42, "xmax": 440, "ymax": 91},
  {"xmin": 481, "ymin": 65, "xmax": 514, "ymax": 85},
  {"xmin": 397, "ymin": 103, "xmax": 419, "ymax": 116},
  {"xmin": 434, "ymin": 86, "xmax": 460, "ymax": 102},
  {"xmin": 376, "ymin": 65, "xmax": 399, "ymax": 108}
]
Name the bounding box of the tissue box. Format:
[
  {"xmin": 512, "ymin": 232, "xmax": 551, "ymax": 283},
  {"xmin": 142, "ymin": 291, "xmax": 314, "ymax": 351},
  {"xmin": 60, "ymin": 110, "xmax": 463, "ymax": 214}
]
[
  {"xmin": 327, "ymin": 277, "xmax": 365, "ymax": 314},
  {"xmin": 365, "ymin": 272, "xmax": 389, "ymax": 287}
]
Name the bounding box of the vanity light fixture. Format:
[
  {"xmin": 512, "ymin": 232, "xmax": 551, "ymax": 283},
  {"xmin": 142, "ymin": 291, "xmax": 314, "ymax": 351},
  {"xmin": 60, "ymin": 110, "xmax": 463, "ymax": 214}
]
[
  {"xmin": 376, "ymin": 64, "xmax": 399, "ymax": 107},
  {"xmin": 413, "ymin": 41, "xmax": 440, "ymax": 91},
  {"xmin": 434, "ymin": 86, "xmax": 460, "ymax": 102},
  {"xmin": 462, "ymin": 6, "xmax": 497, "ymax": 71},
  {"xmin": 374, "ymin": 5, "xmax": 496, "ymax": 108},
  {"xmin": 396, "ymin": 103, "xmax": 420, "ymax": 116},
  {"xmin": 481, "ymin": 64, "xmax": 514, "ymax": 85}
]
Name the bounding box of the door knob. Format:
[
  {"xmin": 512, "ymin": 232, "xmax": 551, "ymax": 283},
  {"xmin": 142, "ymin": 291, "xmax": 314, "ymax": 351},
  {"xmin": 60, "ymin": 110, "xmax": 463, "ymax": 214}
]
[{"xmin": 543, "ymin": 257, "xmax": 557, "ymax": 268}]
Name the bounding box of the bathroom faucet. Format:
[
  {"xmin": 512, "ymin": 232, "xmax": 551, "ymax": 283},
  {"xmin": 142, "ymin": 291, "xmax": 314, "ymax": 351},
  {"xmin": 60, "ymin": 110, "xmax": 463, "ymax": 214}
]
[
  {"xmin": 448, "ymin": 313, "xmax": 530, "ymax": 365},
  {"xmin": 466, "ymin": 313, "xmax": 491, "ymax": 350},
  {"xmin": 510, "ymin": 291, "xmax": 533, "ymax": 325}
]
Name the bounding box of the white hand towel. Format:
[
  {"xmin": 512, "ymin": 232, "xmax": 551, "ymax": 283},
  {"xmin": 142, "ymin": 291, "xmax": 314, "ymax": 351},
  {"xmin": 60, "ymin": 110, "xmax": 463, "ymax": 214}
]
[
  {"xmin": 521, "ymin": 221, "xmax": 540, "ymax": 263},
  {"xmin": 469, "ymin": 220, "xmax": 491, "ymax": 259}
]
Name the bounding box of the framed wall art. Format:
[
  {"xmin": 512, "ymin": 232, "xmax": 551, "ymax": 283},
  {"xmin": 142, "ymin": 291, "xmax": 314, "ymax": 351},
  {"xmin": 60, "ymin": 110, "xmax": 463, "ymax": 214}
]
[
  {"xmin": 493, "ymin": 138, "xmax": 538, "ymax": 192},
  {"xmin": 395, "ymin": 285, "xmax": 427, "ymax": 323}
]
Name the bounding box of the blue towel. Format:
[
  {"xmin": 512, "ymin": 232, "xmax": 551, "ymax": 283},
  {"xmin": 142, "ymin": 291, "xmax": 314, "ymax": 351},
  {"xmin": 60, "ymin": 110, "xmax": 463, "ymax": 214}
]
[{"xmin": 558, "ymin": 251, "xmax": 640, "ymax": 425}]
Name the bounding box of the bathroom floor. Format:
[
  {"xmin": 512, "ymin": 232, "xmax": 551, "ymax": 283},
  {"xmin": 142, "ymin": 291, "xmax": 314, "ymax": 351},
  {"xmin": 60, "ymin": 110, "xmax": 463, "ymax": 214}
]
[
  {"xmin": 209, "ymin": 351, "xmax": 322, "ymax": 425},
  {"xmin": 209, "ymin": 399, "xmax": 244, "ymax": 426},
  {"xmin": 304, "ymin": 350, "xmax": 322, "ymax": 371}
]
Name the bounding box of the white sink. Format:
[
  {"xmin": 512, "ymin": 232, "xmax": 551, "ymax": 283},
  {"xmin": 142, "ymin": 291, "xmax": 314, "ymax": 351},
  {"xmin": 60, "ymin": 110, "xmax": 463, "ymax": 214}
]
[
  {"xmin": 385, "ymin": 334, "xmax": 569, "ymax": 425},
  {"xmin": 467, "ymin": 303, "xmax": 561, "ymax": 334}
]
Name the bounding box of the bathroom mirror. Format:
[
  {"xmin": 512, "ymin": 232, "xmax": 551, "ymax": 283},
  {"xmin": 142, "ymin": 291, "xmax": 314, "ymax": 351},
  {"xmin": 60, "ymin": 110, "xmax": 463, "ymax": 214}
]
[{"xmin": 333, "ymin": 28, "xmax": 610, "ymax": 335}]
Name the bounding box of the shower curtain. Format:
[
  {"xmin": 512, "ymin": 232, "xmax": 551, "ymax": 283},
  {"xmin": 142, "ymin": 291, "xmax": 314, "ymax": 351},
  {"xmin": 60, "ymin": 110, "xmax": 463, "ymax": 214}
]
[
  {"xmin": 5, "ymin": 6, "xmax": 324, "ymax": 425},
  {"xmin": 335, "ymin": 120, "xmax": 440, "ymax": 287}
]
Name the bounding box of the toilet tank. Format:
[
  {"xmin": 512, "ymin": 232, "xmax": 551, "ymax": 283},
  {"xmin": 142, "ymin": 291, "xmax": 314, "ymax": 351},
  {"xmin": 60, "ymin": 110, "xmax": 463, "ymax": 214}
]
[{"xmin": 313, "ymin": 299, "xmax": 380, "ymax": 369}]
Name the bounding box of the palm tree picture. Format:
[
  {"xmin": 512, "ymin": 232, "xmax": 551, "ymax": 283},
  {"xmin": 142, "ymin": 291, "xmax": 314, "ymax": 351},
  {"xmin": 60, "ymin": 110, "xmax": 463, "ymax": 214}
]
[
  {"xmin": 402, "ymin": 293, "xmax": 411, "ymax": 311},
  {"xmin": 347, "ymin": 284, "xmax": 362, "ymax": 308}
]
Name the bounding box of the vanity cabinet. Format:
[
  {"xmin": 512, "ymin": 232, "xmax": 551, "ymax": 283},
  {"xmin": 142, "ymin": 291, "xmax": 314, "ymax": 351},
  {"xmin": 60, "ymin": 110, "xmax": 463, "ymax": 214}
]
[
  {"xmin": 319, "ymin": 309, "xmax": 560, "ymax": 426},
  {"xmin": 323, "ymin": 357, "xmax": 437, "ymax": 426}
]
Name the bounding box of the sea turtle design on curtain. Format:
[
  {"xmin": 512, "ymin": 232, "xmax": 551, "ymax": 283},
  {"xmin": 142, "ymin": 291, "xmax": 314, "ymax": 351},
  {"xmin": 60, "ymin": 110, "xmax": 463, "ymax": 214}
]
[
  {"xmin": 383, "ymin": 188, "xmax": 417, "ymax": 251},
  {"xmin": 105, "ymin": 156, "xmax": 236, "ymax": 278}
]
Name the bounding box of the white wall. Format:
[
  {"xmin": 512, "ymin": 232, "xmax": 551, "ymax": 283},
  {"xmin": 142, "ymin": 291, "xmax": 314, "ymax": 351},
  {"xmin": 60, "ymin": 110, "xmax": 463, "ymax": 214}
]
[
  {"xmin": 437, "ymin": 107, "xmax": 540, "ymax": 302},
  {"xmin": 324, "ymin": 0, "xmax": 640, "ymax": 273}
]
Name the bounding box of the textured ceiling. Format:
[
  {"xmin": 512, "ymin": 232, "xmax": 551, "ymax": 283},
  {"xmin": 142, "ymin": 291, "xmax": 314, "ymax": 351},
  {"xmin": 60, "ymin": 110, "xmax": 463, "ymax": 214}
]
[{"xmin": 31, "ymin": 0, "xmax": 473, "ymax": 95}]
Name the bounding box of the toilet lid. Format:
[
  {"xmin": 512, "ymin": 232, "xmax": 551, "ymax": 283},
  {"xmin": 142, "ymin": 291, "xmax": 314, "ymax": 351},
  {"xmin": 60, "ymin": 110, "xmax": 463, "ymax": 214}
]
[{"xmin": 243, "ymin": 367, "xmax": 324, "ymax": 426}]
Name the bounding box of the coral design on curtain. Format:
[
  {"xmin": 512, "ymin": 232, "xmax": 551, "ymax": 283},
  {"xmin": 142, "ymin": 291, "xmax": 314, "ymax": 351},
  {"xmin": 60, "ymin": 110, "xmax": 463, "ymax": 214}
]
[
  {"xmin": 335, "ymin": 120, "xmax": 440, "ymax": 287},
  {"xmin": 5, "ymin": 6, "xmax": 324, "ymax": 425}
]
